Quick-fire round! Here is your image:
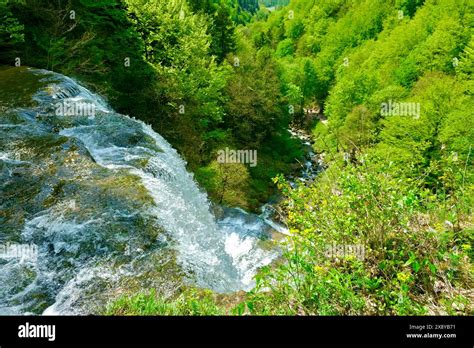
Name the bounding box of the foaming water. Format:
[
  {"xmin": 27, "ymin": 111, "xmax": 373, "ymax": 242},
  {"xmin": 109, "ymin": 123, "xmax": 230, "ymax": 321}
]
[{"xmin": 0, "ymin": 68, "xmax": 281, "ymax": 314}]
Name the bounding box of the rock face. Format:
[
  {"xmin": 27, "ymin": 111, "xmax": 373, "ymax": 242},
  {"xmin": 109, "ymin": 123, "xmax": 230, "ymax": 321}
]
[{"xmin": 0, "ymin": 67, "xmax": 279, "ymax": 315}]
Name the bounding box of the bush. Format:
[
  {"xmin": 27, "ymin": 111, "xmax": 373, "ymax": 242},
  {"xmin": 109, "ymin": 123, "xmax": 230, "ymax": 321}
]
[{"xmin": 242, "ymin": 158, "xmax": 473, "ymax": 315}]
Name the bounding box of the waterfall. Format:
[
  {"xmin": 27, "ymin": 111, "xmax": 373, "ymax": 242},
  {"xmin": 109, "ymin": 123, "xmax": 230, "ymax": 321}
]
[{"xmin": 0, "ymin": 67, "xmax": 280, "ymax": 315}]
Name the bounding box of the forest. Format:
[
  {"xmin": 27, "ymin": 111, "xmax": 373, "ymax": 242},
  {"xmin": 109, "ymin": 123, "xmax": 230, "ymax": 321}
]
[{"xmin": 0, "ymin": 0, "xmax": 472, "ymax": 316}]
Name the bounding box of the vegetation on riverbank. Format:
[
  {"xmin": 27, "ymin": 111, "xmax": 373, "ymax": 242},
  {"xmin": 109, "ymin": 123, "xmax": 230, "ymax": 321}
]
[{"xmin": 107, "ymin": 156, "xmax": 472, "ymax": 315}]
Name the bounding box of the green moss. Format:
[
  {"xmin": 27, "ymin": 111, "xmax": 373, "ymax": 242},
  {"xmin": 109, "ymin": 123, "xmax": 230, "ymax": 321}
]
[{"xmin": 0, "ymin": 66, "xmax": 54, "ymax": 108}]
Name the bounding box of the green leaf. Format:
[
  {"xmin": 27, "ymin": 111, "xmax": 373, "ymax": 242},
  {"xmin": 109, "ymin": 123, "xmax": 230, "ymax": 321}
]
[{"xmin": 412, "ymin": 261, "xmax": 420, "ymax": 273}]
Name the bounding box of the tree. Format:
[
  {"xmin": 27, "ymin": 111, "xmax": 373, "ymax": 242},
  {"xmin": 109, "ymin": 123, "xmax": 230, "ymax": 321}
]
[
  {"xmin": 209, "ymin": 2, "xmax": 237, "ymax": 62},
  {"xmin": 223, "ymin": 46, "xmax": 283, "ymax": 149},
  {"xmin": 208, "ymin": 161, "xmax": 250, "ymax": 207},
  {"xmin": 0, "ymin": 0, "xmax": 24, "ymax": 62}
]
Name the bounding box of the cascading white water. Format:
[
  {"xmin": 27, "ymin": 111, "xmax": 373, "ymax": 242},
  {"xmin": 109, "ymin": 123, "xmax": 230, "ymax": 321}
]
[{"xmin": 0, "ymin": 68, "xmax": 282, "ymax": 315}]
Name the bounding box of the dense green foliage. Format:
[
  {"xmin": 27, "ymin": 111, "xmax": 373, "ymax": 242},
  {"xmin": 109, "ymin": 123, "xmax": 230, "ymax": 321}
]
[
  {"xmin": 0, "ymin": 0, "xmax": 23, "ymax": 61},
  {"xmin": 232, "ymin": 0, "xmax": 473, "ymax": 315},
  {"xmin": 261, "ymin": 0, "xmax": 289, "ymax": 8},
  {"xmin": 1, "ymin": 0, "xmax": 472, "ymax": 315},
  {"xmin": 243, "ymin": 162, "xmax": 472, "ymax": 315}
]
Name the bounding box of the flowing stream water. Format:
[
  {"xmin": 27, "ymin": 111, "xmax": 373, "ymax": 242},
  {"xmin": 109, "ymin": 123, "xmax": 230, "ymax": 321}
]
[{"xmin": 0, "ymin": 67, "xmax": 285, "ymax": 315}]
